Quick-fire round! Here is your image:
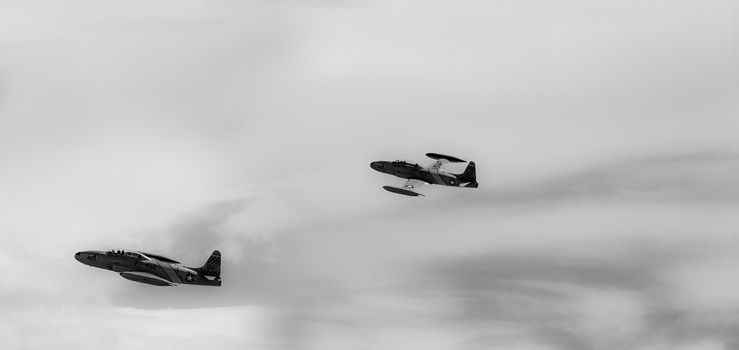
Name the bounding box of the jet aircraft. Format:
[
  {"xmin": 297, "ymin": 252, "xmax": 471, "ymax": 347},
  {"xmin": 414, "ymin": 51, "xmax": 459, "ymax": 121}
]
[
  {"xmin": 75, "ymin": 249, "xmax": 221, "ymax": 287},
  {"xmin": 370, "ymin": 152, "xmax": 478, "ymax": 196}
]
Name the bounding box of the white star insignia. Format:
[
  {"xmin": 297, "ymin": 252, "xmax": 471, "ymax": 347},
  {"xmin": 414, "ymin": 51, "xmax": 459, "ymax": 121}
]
[{"xmin": 185, "ymin": 274, "xmax": 194, "ymax": 282}]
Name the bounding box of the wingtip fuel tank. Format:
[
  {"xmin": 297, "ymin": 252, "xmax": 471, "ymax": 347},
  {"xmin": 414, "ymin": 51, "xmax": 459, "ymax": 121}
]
[{"xmin": 382, "ymin": 186, "xmax": 425, "ymax": 197}]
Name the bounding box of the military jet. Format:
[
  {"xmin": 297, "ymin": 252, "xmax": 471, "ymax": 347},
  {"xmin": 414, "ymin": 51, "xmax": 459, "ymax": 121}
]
[
  {"xmin": 74, "ymin": 249, "xmax": 221, "ymax": 287},
  {"xmin": 370, "ymin": 152, "xmax": 478, "ymax": 196}
]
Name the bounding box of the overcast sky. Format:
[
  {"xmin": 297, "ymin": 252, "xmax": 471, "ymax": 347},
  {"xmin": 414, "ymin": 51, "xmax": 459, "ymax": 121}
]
[{"xmin": 1, "ymin": 0, "xmax": 738, "ymax": 349}]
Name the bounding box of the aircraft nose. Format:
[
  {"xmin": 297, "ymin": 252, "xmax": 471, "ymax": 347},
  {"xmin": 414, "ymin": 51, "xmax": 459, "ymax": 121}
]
[
  {"xmin": 370, "ymin": 162, "xmax": 384, "ymax": 171},
  {"xmin": 74, "ymin": 251, "xmax": 97, "ymax": 265}
]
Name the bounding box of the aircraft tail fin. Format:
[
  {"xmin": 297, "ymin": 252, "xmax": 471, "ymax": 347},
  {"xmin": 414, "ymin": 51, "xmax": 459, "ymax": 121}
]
[
  {"xmin": 458, "ymin": 161, "xmax": 478, "ymax": 187},
  {"xmin": 198, "ymin": 250, "xmax": 221, "ymax": 278}
]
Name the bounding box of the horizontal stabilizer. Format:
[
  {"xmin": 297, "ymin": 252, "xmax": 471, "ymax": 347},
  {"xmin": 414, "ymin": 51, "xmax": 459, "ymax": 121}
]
[
  {"xmin": 383, "ymin": 186, "xmax": 424, "ymax": 197},
  {"xmin": 426, "ymin": 153, "xmax": 466, "ymax": 163}
]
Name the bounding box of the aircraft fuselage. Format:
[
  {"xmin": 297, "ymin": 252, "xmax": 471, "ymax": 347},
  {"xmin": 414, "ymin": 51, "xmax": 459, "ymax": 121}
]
[
  {"xmin": 370, "ymin": 161, "xmax": 463, "ymax": 186},
  {"xmin": 74, "ymin": 249, "xmax": 221, "ymax": 286}
]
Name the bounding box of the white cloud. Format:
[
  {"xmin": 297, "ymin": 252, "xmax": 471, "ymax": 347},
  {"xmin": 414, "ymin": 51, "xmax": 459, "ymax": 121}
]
[
  {"xmin": 0, "ymin": 0, "xmax": 737, "ymax": 349},
  {"xmin": 0, "ymin": 305, "xmax": 270, "ymax": 350}
]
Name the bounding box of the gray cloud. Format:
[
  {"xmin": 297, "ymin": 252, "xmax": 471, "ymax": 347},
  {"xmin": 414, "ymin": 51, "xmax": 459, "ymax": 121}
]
[
  {"xmin": 643, "ymin": 310, "xmax": 739, "ymax": 349},
  {"xmin": 406, "ymin": 244, "xmax": 739, "ymax": 349},
  {"xmin": 166, "ymin": 197, "xmax": 252, "ymax": 260},
  {"xmin": 448, "ymin": 152, "xmax": 739, "ymax": 213}
]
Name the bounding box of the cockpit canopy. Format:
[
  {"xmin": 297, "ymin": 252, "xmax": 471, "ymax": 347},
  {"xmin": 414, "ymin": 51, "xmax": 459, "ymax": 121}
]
[
  {"xmin": 392, "ymin": 160, "xmax": 417, "ymax": 166},
  {"xmin": 106, "ymin": 249, "xmax": 145, "ymax": 259},
  {"xmin": 104, "ymin": 249, "xmax": 180, "ymax": 263}
]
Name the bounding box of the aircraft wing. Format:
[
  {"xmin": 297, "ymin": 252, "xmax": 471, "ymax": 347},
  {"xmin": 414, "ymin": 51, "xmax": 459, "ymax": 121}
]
[
  {"xmin": 119, "ymin": 271, "xmax": 177, "ymax": 286},
  {"xmin": 425, "ymin": 153, "xmax": 466, "ymax": 171},
  {"xmin": 383, "ymin": 179, "xmax": 428, "ymax": 196}
]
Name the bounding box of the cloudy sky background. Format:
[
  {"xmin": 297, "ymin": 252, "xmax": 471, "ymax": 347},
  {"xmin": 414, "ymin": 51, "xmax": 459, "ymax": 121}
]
[{"xmin": 1, "ymin": 0, "xmax": 738, "ymax": 349}]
